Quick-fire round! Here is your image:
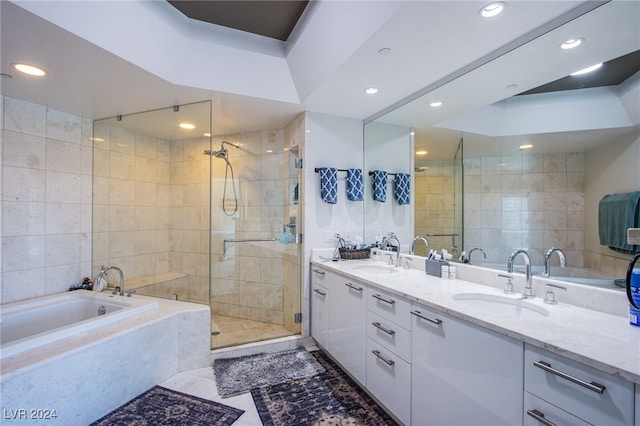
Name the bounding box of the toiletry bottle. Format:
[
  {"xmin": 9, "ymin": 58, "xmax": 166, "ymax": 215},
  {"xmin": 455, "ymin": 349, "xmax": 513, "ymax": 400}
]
[{"xmin": 629, "ymin": 266, "xmax": 640, "ymax": 327}]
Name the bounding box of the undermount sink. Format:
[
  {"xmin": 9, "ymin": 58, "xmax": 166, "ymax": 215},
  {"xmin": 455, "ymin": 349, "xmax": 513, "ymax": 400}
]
[
  {"xmin": 452, "ymin": 293, "xmax": 550, "ymax": 318},
  {"xmin": 350, "ymin": 264, "xmax": 398, "ymax": 274}
]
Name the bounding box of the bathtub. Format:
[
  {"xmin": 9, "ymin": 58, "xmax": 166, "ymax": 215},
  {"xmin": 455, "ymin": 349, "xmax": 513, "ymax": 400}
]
[
  {"xmin": 1, "ymin": 290, "xmax": 210, "ymax": 425},
  {"xmin": 1, "ymin": 290, "xmax": 158, "ymax": 359}
]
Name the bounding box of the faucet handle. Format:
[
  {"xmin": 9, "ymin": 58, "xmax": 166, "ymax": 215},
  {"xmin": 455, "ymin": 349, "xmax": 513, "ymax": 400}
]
[
  {"xmin": 498, "ymin": 274, "xmax": 514, "ymax": 294},
  {"xmin": 402, "ymin": 257, "xmax": 412, "ymax": 270},
  {"xmin": 544, "ymin": 283, "xmax": 567, "ymax": 305}
]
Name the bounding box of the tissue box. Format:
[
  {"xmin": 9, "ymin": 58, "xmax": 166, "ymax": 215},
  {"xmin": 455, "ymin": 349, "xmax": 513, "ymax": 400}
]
[{"xmin": 426, "ymin": 259, "xmax": 449, "ymax": 277}]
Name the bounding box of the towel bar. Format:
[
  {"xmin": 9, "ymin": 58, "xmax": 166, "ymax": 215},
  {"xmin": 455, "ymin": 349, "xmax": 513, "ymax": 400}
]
[{"xmin": 223, "ymin": 238, "xmax": 277, "ymax": 260}]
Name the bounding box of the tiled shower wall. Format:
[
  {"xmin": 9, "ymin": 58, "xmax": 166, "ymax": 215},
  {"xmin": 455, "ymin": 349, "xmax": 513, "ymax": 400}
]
[
  {"xmin": 463, "ymin": 152, "xmax": 585, "ymax": 267},
  {"xmin": 414, "ymin": 160, "xmax": 456, "ymax": 257},
  {"xmin": 1, "ymin": 96, "xmax": 93, "ymax": 303},
  {"xmin": 210, "ymin": 123, "xmax": 302, "ymax": 332},
  {"xmin": 92, "ymin": 121, "xmax": 210, "ymax": 303}
]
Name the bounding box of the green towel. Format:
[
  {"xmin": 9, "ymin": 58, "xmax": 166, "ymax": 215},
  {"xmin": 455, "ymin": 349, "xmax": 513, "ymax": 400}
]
[{"xmin": 598, "ymin": 191, "xmax": 640, "ymax": 254}]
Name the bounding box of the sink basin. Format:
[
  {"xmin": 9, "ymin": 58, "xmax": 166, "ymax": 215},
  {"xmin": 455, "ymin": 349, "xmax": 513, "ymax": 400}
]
[
  {"xmin": 350, "ymin": 264, "xmax": 398, "ymax": 275},
  {"xmin": 452, "ymin": 293, "xmax": 549, "ymax": 318}
]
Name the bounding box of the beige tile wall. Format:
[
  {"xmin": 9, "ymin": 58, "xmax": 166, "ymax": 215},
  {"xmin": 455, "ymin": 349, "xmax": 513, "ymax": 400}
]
[
  {"xmin": 463, "ymin": 152, "xmax": 585, "ymax": 267},
  {"xmin": 92, "ymin": 121, "xmax": 210, "ymax": 304},
  {"xmin": 1, "ymin": 96, "xmax": 93, "ymax": 303}
]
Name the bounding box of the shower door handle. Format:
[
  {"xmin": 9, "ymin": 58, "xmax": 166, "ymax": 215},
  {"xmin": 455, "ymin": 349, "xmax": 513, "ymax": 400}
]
[{"xmin": 223, "ymin": 237, "xmax": 277, "ymax": 260}]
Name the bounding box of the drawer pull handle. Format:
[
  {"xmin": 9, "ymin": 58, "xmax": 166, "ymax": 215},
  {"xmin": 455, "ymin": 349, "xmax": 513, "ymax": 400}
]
[
  {"xmin": 372, "ymin": 321, "xmax": 395, "ymax": 335},
  {"xmin": 372, "ymin": 294, "xmax": 395, "ymax": 305},
  {"xmin": 345, "ymin": 282, "xmax": 363, "ymax": 292},
  {"xmin": 411, "ymin": 310, "xmax": 443, "ymax": 325},
  {"xmin": 371, "ymin": 349, "xmax": 395, "ymax": 366},
  {"xmin": 533, "ymin": 360, "xmax": 606, "ymax": 394},
  {"xmin": 526, "ymin": 409, "xmax": 556, "ymax": 426},
  {"xmin": 312, "ymin": 268, "xmax": 325, "ymax": 276},
  {"xmin": 313, "ymin": 288, "xmax": 326, "ymax": 296}
]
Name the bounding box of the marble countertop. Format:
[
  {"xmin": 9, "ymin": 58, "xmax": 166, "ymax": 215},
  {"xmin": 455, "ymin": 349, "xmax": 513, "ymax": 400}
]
[{"xmin": 311, "ymin": 255, "xmax": 640, "ymax": 384}]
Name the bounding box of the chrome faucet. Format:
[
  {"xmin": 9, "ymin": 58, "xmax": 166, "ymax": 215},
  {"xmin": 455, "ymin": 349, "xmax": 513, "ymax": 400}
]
[
  {"xmin": 506, "ymin": 249, "xmax": 534, "ymax": 298},
  {"xmin": 467, "ymin": 247, "xmax": 487, "ymax": 264},
  {"xmin": 383, "ymin": 233, "xmax": 401, "ymax": 267},
  {"xmin": 411, "ymin": 236, "xmax": 429, "ymax": 254},
  {"xmin": 97, "ymin": 265, "xmax": 125, "ymax": 296},
  {"xmin": 544, "ymin": 247, "xmax": 566, "ymax": 277}
]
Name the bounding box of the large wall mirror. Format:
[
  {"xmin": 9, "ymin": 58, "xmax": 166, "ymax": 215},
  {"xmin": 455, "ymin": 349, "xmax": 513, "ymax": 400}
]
[{"xmin": 364, "ymin": 1, "xmax": 639, "ymax": 286}]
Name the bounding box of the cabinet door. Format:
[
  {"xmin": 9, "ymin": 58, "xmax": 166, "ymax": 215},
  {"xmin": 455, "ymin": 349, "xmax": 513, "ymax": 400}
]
[
  {"xmin": 311, "ymin": 276, "xmax": 328, "ymax": 349},
  {"xmin": 411, "ymin": 303, "xmax": 523, "ymax": 426},
  {"xmin": 327, "ymin": 274, "xmax": 366, "ymax": 384}
]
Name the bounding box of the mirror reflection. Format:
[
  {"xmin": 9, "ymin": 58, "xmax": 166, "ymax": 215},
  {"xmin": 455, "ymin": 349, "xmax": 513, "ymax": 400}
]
[{"xmin": 364, "ymin": 1, "xmax": 639, "ymax": 290}]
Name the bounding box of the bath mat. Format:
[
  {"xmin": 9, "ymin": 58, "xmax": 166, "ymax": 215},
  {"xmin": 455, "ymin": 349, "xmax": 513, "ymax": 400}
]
[
  {"xmin": 213, "ymin": 346, "xmax": 325, "ymax": 398},
  {"xmin": 252, "ymin": 350, "xmax": 398, "ymax": 425},
  {"xmin": 89, "ymin": 386, "xmax": 243, "ymax": 426}
]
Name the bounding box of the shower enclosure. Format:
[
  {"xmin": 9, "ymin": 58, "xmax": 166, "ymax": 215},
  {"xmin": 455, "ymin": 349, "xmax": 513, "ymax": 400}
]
[{"xmin": 92, "ymin": 101, "xmax": 302, "ymax": 349}]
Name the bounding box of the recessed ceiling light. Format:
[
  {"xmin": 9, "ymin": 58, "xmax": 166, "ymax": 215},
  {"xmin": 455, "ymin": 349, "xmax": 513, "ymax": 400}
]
[
  {"xmin": 365, "ymin": 87, "xmax": 378, "ymax": 95},
  {"xmin": 203, "ymin": 133, "xmax": 211, "ymax": 137},
  {"xmin": 430, "ymin": 101, "xmax": 443, "ymax": 108},
  {"xmin": 416, "ymin": 150, "xmax": 428, "ymax": 156},
  {"xmin": 90, "ymin": 137, "xmax": 105, "ymax": 142},
  {"xmin": 179, "ymin": 123, "xmax": 195, "ymax": 129},
  {"xmin": 507, "ymin": 84, "xmax": 519, "ymax": 90},
  {"xmin": 519, "ymin": 144, "xmax": 533, "ymax": 151},
  {"xmin": 378, "ymin": 48, "xmax": 391, "ymax": 56},
  {"xmin": 479, "ymin": 2, "xmax": 505, "ymax": 18},
  {"xmin": 1, "ymin": 73, "xmax": 13, "ymax": 79},
  {"xmin": 571, "ymin": 63, "xmax": 602, "ymax": 76},
  {"xmin": 12, "ymin": 62, "xmax": 47, "ymax": 77},
  {"xmin": 560, "ymin": 38, "xmax": 584, "ymax": 50}
]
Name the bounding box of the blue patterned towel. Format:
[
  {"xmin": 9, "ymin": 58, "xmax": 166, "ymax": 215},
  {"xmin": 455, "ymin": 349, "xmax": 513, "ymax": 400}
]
[
  {"xmin": 395, "ymin": 173, "xmax": 410, "ymax": 205},
  {"xmin": 319, "ymin": 167, "xmax": 338, "ymax": 204},
  {"xmin": 346, "ymin": 169, "xmax": 364, "ymax": 201},
  {"xmin": 372, "ymin": 170, "xmax": 387, "ymax": 202}
]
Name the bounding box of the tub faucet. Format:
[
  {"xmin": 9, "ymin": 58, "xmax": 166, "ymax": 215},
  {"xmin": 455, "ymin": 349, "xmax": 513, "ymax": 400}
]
[
  {"xmin": 97, "ymin": 265, "xmax": 125, "ymax": 296},
  {"xmin": 383, "ymin": 233, "xmax": 401, "ymax": 267},
  {"xmin": 467, "ymin": 247, "xmax": 487, "ymax": 264},
  {"xmin": 411, "ymin": 236, "xmax": 429, "ymax": 254},
  {"xmin": 544, "ymin": 247, "xmax": 566, "ymax": 278},
  {"xmin": 506, "ymin": 249, "xmax": 534, "ymax": 298}
]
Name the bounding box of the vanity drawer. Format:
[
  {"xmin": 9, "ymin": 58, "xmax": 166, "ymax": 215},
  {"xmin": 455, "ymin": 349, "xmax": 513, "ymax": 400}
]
[
  {"xmin": 366, "ymin": 287, "xmax": 411, "ymax": 330},
  {"xmin": 524, "ymin": 392, "xmax": 590, "ymax": 426},
  {"xmin": 366, "ymin": 310, "xmax": 411, "ymax": 363},
  {"xmin": 366, "ymin": 338, "xmax": 411, "ymax": 425},
  {"xmin": 311, "ymin": 266, "xmax": 328, "ymax": 284},
  {"xmin": 524, "ymin": 344, "xmax": 634, "ymax": 426}
]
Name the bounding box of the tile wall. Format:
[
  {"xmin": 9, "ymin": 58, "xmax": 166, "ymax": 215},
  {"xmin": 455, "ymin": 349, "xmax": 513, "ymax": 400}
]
[
  {"xmin": 92, "ymin": 120, "xmax": 210, "ymax": 304},
  {"xmin": 1, "ymin": 96, "xmax": 93, "ymax": 303},
  {"xmin": 463, "ymin": 152, "xmax": 585, "ymax": 267},
  {"xmin": 414, "ymin": 159, "xmax": 456, "ymax": 257}
]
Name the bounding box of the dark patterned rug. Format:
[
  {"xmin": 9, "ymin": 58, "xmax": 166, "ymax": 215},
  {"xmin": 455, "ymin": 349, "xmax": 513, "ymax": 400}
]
[
  {"xmin": 214, "ymin": 346, "xmax": 325, "ymax": 398},
  {"xmin": 251, "ymin": 350, "xmax": 399, "ymax": 425},
  {"xmin": 90, "ymin": 386, "xmax": 244, "ymax": 426}
]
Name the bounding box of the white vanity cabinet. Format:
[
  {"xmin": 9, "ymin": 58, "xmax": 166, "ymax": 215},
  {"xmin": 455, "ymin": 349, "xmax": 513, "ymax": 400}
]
[
  {"xmin": 311, "ymin": 266, "xmax": 329, "ymax": 349},
  {"xmin": 327, "ymin": 273, "xmax": 366, "ymax": 384},
  {"xmin": 524, "ymin": 344, "xmax": 634, "ymax": 426},
  {"xmin": 411, "ymin": 302, "xmax": 524, "ymax": 426},
  {"xmin": 365, "ymin": 287, "xmax": 412, "ymax": 425}
]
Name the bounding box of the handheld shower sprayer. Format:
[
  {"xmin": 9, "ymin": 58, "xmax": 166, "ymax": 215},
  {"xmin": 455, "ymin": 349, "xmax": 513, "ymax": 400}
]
[{"xmin": 204, "ymin": 141, "xmax": 240, "ymax": 216}]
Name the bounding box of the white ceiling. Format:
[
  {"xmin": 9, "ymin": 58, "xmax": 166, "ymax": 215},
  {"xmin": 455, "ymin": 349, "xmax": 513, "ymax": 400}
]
[{"xmin": 2, "ymin": 0, "xmax": 626, "ymax": 138}]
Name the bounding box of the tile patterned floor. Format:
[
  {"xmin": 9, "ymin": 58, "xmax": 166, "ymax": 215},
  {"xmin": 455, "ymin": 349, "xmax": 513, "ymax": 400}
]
[{"xmin": 210, "ymin": 314, "xmax": 295, "ymax": 349}]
